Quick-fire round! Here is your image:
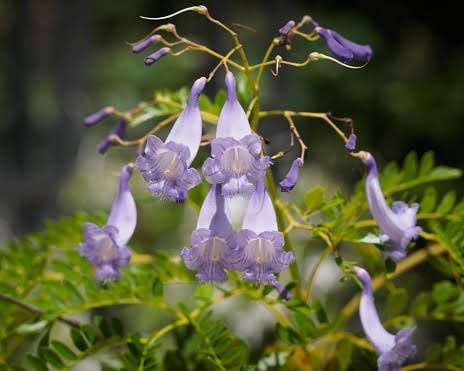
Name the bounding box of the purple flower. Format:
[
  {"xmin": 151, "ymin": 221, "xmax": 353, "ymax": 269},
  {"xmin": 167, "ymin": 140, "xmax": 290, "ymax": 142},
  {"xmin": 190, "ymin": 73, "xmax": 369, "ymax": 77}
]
[
  {"xmin": 84, "ymin": 106, "xmax": 114, "ymax": 126},
  {"xmin": 144, "ymin": 47, "xmax": 170, "ymax": 65},
  {"xmin": 132, "ymin": 35, "xmax": 161, "ymax": 54},
  {"xmin": 361, "ymin": 152, "xmax": 421, "ymax": 260},
  {"xmin": 202, "ymin": 72, "xmax": 270, "ymax": 196},
  {"xmin": 314, "ymin": 25, "xmax": 372, "ymax": 64},
  {"xmin": 79, "ymin": 165, "xmax": 137, "ymax": 280},
  {"xmin": 180, "ymin": 184, "xmax": 235, "ymax": 282},
  {"xmin": 136, "ymin": 77, "xmax": 206, "ymax": 202},
  {"xmin": 279, "ymin": 158, "xmax": 303, "ymax": 192},
  {"xmin": 345, "ymin": 133, "xmax": 357, "ymax": 152},
  {"xmin": 229, "ymin": 180, "xmax": 294, "ymax": 283},
  {"xmin": 98, "ymin": 119, "xmax": 127, "ymax": 154},
  {"xmin": 279, "ymin": 20, "xmax": 295, "ymax": 36},
  {"xmin": 353, "ymin": 266, "xmax": 416, "ymax": 371}
]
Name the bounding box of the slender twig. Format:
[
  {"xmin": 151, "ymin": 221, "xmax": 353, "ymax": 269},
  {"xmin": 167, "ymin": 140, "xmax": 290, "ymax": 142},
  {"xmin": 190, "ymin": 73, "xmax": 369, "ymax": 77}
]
[{"xmin": 0, "ymin": 292, "xmax": 80, "ymax": 328}]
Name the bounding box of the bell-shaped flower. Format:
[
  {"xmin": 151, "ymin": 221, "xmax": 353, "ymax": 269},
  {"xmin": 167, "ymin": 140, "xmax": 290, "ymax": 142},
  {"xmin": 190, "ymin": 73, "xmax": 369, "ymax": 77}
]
[
  {"xmin": 202, "ymin": 72, "xmax": 270, "ymax": 196},
  {"xmin": 136, "ymin": 77, "xmax": 206, "ymax": 202},
  {"xmin": 361, "ymin": 151, "xmax": 421, "ymax": 260},
  {"xmin": 180, "ymin": 184, "xmax": 235, "ymax": 282},
  {"xmin": 353, "ymin": 266, "xmax": 416, "ymax": 371},
  {"xmin": 279, "ymin": 158, "xmax": 303, "ymax": 192},
  {"xmin": 230, "ymin": 180, "xmax": 294, "ymax": 283},
  {"xmin": 79, "ymin": 165, "xmax": 137, "ymax": 280}
]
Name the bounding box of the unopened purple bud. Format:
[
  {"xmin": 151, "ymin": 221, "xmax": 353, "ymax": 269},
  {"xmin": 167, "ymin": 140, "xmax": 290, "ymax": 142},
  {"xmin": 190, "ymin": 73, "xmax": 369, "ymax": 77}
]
[
  {"xmin": 309, "ymin": 18, "xmax": 319, "ymax": 31},
  {"xmin": 345, "ymin": 133, "xmax": 357, "ymax": 152},
  {"xmin": 317, "ymin": 28, "xmax": 353, "ymax": 63},
  {"xmin": 98, "ymin": 119, "xmax": 127, "ymax": 155},
  {"xmin": 331, "ymin": 31, "xmax": 373, "ymax": 62},
  {"xmin": 272, "ymin": 281, "xmax": 291, "ymax": 300},
  {"xmin": 132, "ymin": 34, "xmax": 162, "ymax": 54},
  {"xmin": 279, "ymin": 20, "xmax": 295, "ymax": 36},
  {"xmin": 279, "ymin": 158, "xmax": 303, "ymax": 192},
  {"xmin": 144, "ymin": 47, "xmax": 170, "ymax": 66},
  {"xmin": 84, "ymin": 106, "xmax": 114, "ymax": 126}
]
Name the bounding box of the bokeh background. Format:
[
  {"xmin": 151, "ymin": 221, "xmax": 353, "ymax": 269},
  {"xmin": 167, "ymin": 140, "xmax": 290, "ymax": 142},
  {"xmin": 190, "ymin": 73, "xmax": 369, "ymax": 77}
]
[{"xmin": 1, "ymin": 0, "xmax": 463, "ymax": 367}]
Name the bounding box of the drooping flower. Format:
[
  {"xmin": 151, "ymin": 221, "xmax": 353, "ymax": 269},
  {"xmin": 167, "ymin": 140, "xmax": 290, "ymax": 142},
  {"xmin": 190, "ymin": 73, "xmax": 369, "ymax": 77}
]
[
  {"xmin": 136, "ymin": 77, "xmax": 206, "ymax": 202},
  {"xmin": 202, "ymin": 72, "xmax": 270, "ymax": 196},
  {"xmin": 353, "ymin": 266, "xmax": 416, "ymax": 371},
  {"xmin": 79, "ymin": 165, "xmax": 137, "ymax": 280},
  {"xmin": 360, "ymin": 151, "xmax": 421, "ymax": 260},
  {"xmin": 97, "ymin": 119, "xmax": 127, "ymax": 155},
  {"xmin": 144, "ymin": 47, "xmax": 170, "ymax": 65},
  {"xmin": 309, "ymin": 18, "xmax": 372, "ymax": 64},
  {"xmin": 279, "ymin": 158, "xmax": 303, "ymax": 192},
  {"xmin": 132, "ymin": 34, "xmax": 162, "ymax": 54},
  {"xmin": 230, "ymin": 180, "xmax": 294, "ymax": 283},
  {"xmin": 84, "ymin": 106, "xmax": 114, "ymax": 126},
  {"xmin": 180, "ymin": 184, "xmax": 235, "ymax": 282},
  {"xmin": 345, "ymin": 133, "xmax": 357, "ymax": 152}
]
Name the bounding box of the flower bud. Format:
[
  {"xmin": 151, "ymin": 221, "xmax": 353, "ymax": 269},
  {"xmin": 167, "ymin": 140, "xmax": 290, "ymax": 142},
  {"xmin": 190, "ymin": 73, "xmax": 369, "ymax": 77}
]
[
  {"xmin": 279, "ymin": 158, "xmax": 303, "ymax": 192},
  {"xmin": 144, "ymin": 47, "xmax": 170, "ymax": 66},
  {"xmin": 83, "ymin": 106, "xmax": 114, "ymax": 126},
  {"xmin": 132, "ymin": 35, "xmax": 161, "ymax": 54},
  {"xmin": 345, "ymin": 133, "xmax": 357, "ymax": 152}
]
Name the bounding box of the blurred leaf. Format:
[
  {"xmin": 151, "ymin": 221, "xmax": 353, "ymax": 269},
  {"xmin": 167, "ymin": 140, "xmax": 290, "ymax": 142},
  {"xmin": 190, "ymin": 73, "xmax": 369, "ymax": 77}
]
[
  {"xmin": 70, "ymin": 328, "xmax": 88, "ymax": 352},
  {"xmin": 51, "ymin": 340, "xmax": 77, "ymax": 361},
  {"xmin": 16, "ymin": 320, "xmax": 49, "ymax": 335},
  {"xmin": 432, "ymin": 281, "xmax": 459, "ymax": 305},
  {"xmin": 39, "ymin": 347, "xmax": 64, "ymax": 369},
  {"xmin": 26, "ymin": 354, "xmax": 48, "ymax": 371},
  {"xmin": 336, "ymin": 338, "xmax": 352, "ymax": 371},
  {"xmin": 304, "ymin": 187, "xmax": 325, "ymax": 212},
  {"xmin": 387, "ymin": 288, "xmax": 408, "ymax": 317}
]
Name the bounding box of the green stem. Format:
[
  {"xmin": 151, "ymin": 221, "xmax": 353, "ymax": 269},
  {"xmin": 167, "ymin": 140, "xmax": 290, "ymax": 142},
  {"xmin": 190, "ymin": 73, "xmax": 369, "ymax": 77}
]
[{"xmin": 303, "ymin": 243, "xmax": 333, "ymax": 303}]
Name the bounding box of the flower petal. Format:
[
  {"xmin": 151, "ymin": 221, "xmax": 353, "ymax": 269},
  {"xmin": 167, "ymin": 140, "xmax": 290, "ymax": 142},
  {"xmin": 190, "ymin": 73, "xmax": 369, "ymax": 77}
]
[{"xmin": 242, "ymin": 180, "xmax": 278, "ymax": 233}]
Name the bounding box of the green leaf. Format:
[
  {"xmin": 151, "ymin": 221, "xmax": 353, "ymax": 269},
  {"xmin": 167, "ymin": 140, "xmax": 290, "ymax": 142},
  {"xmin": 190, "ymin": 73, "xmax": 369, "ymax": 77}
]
[
  {"xmin": 336, "ymin": 338, "xmax": 353, "ymax": 371},
  {"xmin": 235, "ymin": 72, "xmax": 252, "ymax": 103},
  {"xmin": 387, "ymin": 288, "xmax": 408, "ymax": 317},
  {"xmin": 293, "ymin": 311, "xmax": 316, "ymax": 337},
  {"xmin": 419, "ymin": 151, "xmax": 434, "ymax": 176},
  {"xmin": 312, "ymin": 300, "xmax": 328, "ymax": 323},
  {"xmin": 81, "ymin": 324, "xmax": 98, "ymax": 344},
  {"xmin": 402, "ymin": 151, "xmax": 418, "ymax": 181},
  {"xmin": 436, "ymin": 191, "xmax": 456, "ymax": 214},
  {"xmin": 304, "ymin": 187, "xmax": 325, "ymax": 212},
  {"xmin": 39, "ymin": 347, "xmax": 65, "ymax": 369},
  {"xmin": 151, "ymin": 277, "xmax": 164, "ymax": 297},
  {"xmin": 275, "ymin": 323, "xmax": 300, "ymax": 345},
  {"xmin": 194, "ymin": 283, "xmax": 214, "ymax": 303},
  {"xmin": 70, "ymin": 328, "xmax": 88, "ymax": 351},
  {"xmin": 385, "ymin": 258, "xmax": 397, "ymax": 274},
  {"xmin": 420, "ymin": 187, "xmax": 437, "ymax": 213},
  {"xmin": 94, "ymin": 315, "xmax": 112, "ymax": 338},
  {"xmin": 111, "ymin": 317, "xmax": 124, "ymax": 337},
  {"xmin": 26, "ymin": 354, "xmax": 48, "ymax": 371},
  {"xmin": 432, "ymin": 281, "xmax": 459, "ymax": 305},
  {"xmin": 16, "ymin": 320, "xmax": 49, "ymax": 335},
  {"xmin": 51, "ymin": 340, "xmax": 77, "ymax": 361}
]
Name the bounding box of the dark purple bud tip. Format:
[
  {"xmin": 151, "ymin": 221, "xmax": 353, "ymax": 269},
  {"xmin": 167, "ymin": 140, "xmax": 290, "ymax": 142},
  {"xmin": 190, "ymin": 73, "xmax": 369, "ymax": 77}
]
[
  {"xmin": 132, "ymin": 35, "xmax": 161, "ymax": 54},
  {"xmin": 272, "ymin": 281, "xmax": 292, "ymax": 300},
  {"xmin": 97, "ymin": 119, "xmax": 127, "ymax": 155},
  {"xmin": 279, "ymin": 20, "xmax": 295, "ymax": 36},
  {"xmin": 279, "ymin": 158, "xmax": 303, "ymax": 193},
  {"xmin": 309, "ymin": 18, "xmax": 319, "ymax": 31},
  {"xmin": 345, "ymin": 133, "xmax": 357, "ymax": 152},
  {"xmin": 144, "ymin": 47, "xmax": 170, "ymax": 66},
  {"xmin": 84, "ymin": 106, "xmax": 114, "ymax": 126},
  {"xmin": 331, "ymin": 31, "xmax": 373, "ymax": 62}
]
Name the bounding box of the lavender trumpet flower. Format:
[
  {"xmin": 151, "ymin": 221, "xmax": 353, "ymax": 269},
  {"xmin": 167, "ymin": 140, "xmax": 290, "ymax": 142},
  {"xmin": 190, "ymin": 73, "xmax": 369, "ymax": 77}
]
[
  {"xmin": 83, "ymin": 106, "xmax": 114, "ymax": 126},
  {"xmin": 79, "ymin": 165, "xmax": 137, "ymax": 280},
  {"xmin": 144, "ymin": 47, "xmax": 170, "ymax": 65},
  {"xmin": 132, "ymin": 34, "xmax": 162, "ymax": 54},
  {"xmin": 230, "ymin": 180, "xmax": 294, "ymax": 283},
  {"xmin": 98, "ymin": 119, "xmax": 127, "ymax": 155},
  {"xmin": 202, "ymin": 72, "xmax": 270, "ymax": 196},
  {"xmin": 360, "ymin": 151, "xmax": 421, "ymax": 260},
  {"xmin": 136, "ymin": 77, "xmax": 206, "ymax": 202},
  {"xmin": 353, "ymin": 266, "xmax": 416, "ymax": 371},
  {"xmin": 279, "ymin": 158, "xmax": 303, "ymax": 192},
  {"xmin": 180, "ymin": 184, "xmax": 235, "ymax": 282}
]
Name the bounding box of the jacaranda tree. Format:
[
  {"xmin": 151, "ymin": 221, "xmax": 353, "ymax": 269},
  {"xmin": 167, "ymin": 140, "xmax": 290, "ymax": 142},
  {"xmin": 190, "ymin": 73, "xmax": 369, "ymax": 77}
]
[{"xmin": 1, "ymin": 6, "xmax": 464, "ymax": 371}]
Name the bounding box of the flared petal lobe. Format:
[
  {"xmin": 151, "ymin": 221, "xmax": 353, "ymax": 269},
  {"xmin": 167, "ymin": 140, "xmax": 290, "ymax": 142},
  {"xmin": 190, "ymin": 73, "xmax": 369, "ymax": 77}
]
[
  {"xmin": 362, "ymin": 152, "xmax": 421, "ymax": 260},
  {"xmin": 353, "ymin": 266, "xmax": 416, "ymax": 371},
  {"xmin": 279, "ymin": 158, "xmax": 303, "ymax": 192}
]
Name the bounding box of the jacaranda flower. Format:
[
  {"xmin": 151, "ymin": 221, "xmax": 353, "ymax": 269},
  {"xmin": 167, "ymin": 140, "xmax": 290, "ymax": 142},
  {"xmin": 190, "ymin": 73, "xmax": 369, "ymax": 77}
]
[
  {"xmin": 84, "ymin": 106, "xmax": 114, "ymax": 126},
  {"xmin": 345, "ymin": 133, "xmax": 357, "ymax": 152},
  {"xmin": 132, "ymin": 34, "xmax": 162, "ymax": 54},
  {"xmin": 79, "ymin": 165, "xmax": 137, "ymax": 280},
  {"xmin": 309, "ymin": 18, "xmax": 372, "ymax": 64},
  {"xmin": 136, "ymin": 77, "xmax": 206, "ymax": 202},
  {"xmin": 353, "ymin": 266, "xmax": 416, "ymax": 371},
  {"xmin": 230, "ymin": 180, "xmax": 294, "ymax": 283},
  {"xmin": 202, "ymin": 72, "xmax": 270, "ymax": 196},
  {"xmin": 144, "ymin": 47, "xmax": 170, "ymax": 65},
  {"xmin": 279, "ymin": 158, "xmax": 303, "ymax": 192},
  {"xmin": 98, "ymin": 119, "xmax": 127, "ymax": 155},
  {"xmin": 279, "ymin": 20, "xmax": 295, "ymax": 36},
  {"xmin": 360, "ymin": 151, "xmax": 421, "ymax": 260},
  {"xmin": 180, "ymin": 184, "xmax": 235, "ymax": 282}
]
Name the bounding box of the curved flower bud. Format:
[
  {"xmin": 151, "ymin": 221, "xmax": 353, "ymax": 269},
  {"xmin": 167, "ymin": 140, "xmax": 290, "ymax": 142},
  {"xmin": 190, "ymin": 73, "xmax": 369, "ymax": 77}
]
[
  {"xmin": 361, "ymin": 152, "xmax": 421, "ymax": 260},
  {"xmin": 344, "ymin": 133, "xmax": 357, "ymax": 152},
  {"xmin": 229, "ymin": 180, "xmax": 294, "ymax": 283},
  {"xmin": 353, "ymin": 266, "xmax": 416, "ymax": 371},
  {"xmin": 79, "ymin": 165, "xmax": 137, "ymax": 280},
  {"xmin": 202, "ymin": 72, "xmax": 270, "ymax": 196},
  {"xmin": 279, "ymin": 158, "xmax": 303, "ymax": 192},
  {"xmin": 315, "ymin": 27, "xmax": 372, "ymax": 64},
  {"xmin": 132, "ymin": 34, "xmax": 161, "ymax": 54},
  {"xmin": 279, "ymin": 20, "xmax": 295, "ymax": 36},
  {"xmin": 136, "ymin": 77, "xmax": 206, "ymax": 202},
  {"xmin": 98, "ymin": 119, "xmax": 127, "ymax": 154},
  {"xmin": 83, "ymin": 106, "xmax": 114, "ymax": 126},
  {"xmin": 144, "ymin": 47, "xmax": 170, "ymax": 65},
  {"xmin": 180, "ymin": 184, "xmax": 235, "ymax": 282}
]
